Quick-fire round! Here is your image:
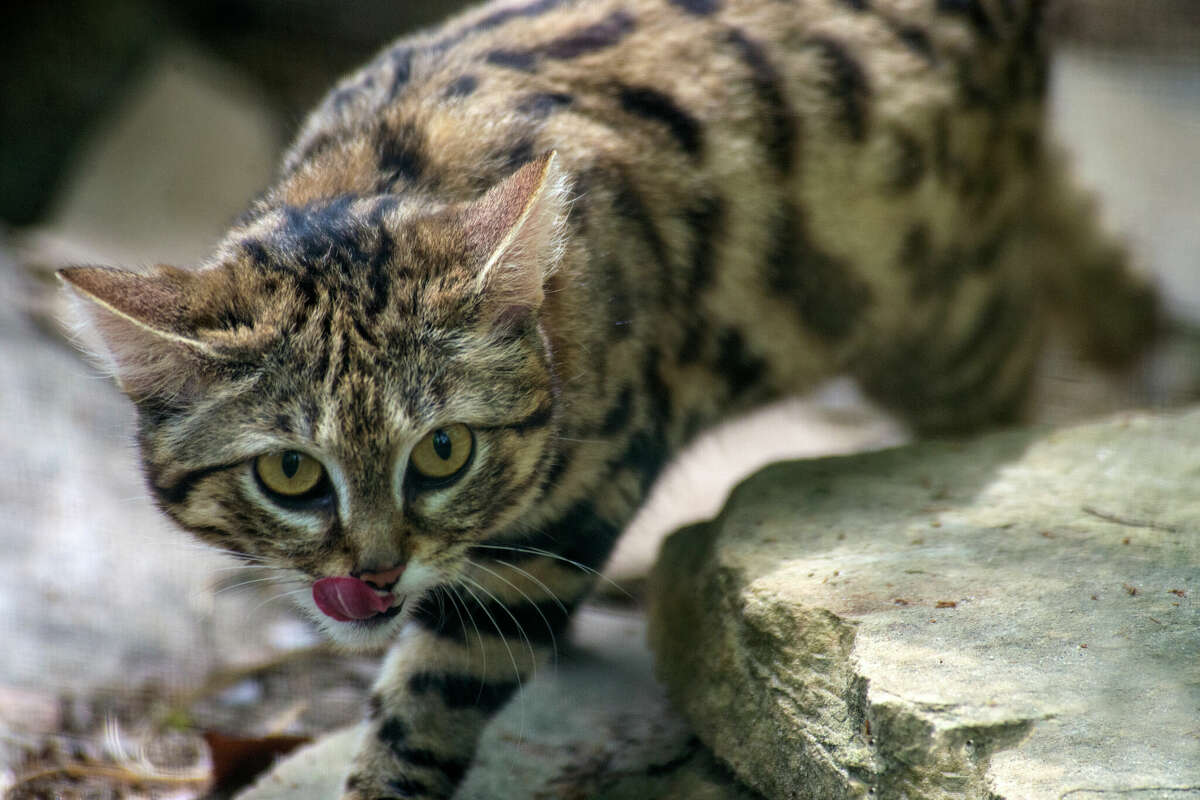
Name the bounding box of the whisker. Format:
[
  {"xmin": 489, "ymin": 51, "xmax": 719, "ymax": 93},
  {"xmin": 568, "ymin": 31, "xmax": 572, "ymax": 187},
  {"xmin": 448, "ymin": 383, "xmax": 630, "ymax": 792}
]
[
  {"xmin": 458, "ymin": 578, "xmax": 527, "ymax": 745},
  {"xmin": 445, "ymin": 585, "xmax": 488, "ymax": 700},
  {"xmin": 460, "ymin": 577, "xmax": 535, "ymax": 682},
  {"xmin": 250, "ymin": 587, "xmax": 308, "ymax": 616},
  {"xmin": 465, "ymin": 559, "xmax": 558, "ymax": 666},
  {"xmin": 212, "ymin": 575, "xmax": 296, "ymax": 597},
  {"xmin": 490, "ymin": 558, "xmax": 569, "ymax": 616},
  {"xmin": 470, "ymin": 543, "xmax": 633, "ymax": 599},
  {"xmin": 549, "ymin": 435, "xmax": 607, "ymax": 445}
]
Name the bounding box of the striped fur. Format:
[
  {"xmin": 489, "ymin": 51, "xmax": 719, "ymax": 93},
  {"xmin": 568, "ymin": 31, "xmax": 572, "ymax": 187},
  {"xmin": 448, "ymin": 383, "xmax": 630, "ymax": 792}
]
[{"xmin": 60, "ymin": 0, "xmax": 1157, "ymax": 796}]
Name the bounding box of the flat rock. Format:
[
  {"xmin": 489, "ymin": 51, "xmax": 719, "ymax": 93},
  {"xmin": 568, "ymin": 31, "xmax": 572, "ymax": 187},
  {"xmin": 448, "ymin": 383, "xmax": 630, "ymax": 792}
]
[
  {"xmin": 238, "ymin": 608, "xmax": 760, "ymax": 800},
  {"xmin": 649, "ymin": 410, "xmax": 1200, "ymax": 799}
]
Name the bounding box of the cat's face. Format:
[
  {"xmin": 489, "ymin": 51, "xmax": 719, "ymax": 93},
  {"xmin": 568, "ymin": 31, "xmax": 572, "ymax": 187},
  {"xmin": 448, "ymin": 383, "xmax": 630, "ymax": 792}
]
[{"xmin": 62, "ymin": 155, "xmax": 570, "ymax": 649}]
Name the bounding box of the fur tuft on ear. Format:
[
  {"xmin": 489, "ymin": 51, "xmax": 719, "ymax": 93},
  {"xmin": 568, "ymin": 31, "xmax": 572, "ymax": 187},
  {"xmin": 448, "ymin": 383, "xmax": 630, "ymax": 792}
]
[
  {"xmin": 464, "ymin": 151, "xmax": 571, "ymax": 329},
  {"xmin": 58, "ymin": 265, "xmax": 215, "ymax": 403}
]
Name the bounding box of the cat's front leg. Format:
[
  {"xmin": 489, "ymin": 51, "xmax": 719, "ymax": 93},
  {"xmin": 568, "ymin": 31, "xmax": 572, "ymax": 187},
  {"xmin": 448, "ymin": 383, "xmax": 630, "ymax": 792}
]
[
  {"xmin": 341, "ymin": 564, "xmax": 582, "ymax": 800},
  {"xmin": 340, "ymin": 626, "xmax": 534, "ymax": 799}
]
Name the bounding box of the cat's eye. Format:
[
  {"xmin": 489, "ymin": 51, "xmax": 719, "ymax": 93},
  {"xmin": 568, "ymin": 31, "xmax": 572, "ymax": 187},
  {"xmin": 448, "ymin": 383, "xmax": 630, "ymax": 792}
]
[
  {"xmin": 409, "ymin": 424, "xmax": 474, "ymax": 485},
  {"xmin": 255, "ymin": 451, "xmax": 325, "ymax": 498}
]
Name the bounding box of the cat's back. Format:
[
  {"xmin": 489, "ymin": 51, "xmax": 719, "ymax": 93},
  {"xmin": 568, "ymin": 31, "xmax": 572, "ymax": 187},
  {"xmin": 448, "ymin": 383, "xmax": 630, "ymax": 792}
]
[
  {"xmin": 268, "ymin": 0, "xmax": 1044, "ymax": 207},
  {"xmin": 237, "ymin": 0, "xmax": 1151, "ymax": 436}
]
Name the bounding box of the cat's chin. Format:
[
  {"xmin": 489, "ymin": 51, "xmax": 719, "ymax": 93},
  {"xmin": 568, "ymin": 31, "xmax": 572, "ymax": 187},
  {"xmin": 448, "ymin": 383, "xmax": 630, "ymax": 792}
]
[{"xmin": 296, "ymin": 594, "xmax": 411, "ymax": 651}]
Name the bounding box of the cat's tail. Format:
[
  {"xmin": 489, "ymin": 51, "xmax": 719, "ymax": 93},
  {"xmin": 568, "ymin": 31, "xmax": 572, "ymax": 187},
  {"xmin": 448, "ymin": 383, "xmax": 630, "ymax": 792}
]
[{"xmin": 1031, "ymin": 160, "xmax": 1162, "ymax": 369}]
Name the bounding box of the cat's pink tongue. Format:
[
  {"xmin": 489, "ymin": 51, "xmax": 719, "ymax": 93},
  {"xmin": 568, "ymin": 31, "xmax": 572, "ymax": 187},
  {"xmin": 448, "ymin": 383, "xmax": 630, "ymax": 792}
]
[{"xmin": 312, "ymin": 577, "xmax": 393, "ymax": 622}]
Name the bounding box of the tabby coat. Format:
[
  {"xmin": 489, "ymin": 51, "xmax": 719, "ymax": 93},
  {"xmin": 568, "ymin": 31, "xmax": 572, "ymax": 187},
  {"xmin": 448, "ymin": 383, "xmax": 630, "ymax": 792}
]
[{"xmin": 61, "ymin": 0, "xmax": 1156, "ymax": 796}]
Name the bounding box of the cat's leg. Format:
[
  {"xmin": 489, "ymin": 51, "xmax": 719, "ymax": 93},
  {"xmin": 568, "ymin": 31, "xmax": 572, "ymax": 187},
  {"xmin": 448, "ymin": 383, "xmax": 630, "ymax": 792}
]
[
  {"xmin": 340, "ymin": 553, "xmax": 596, "ymax": 800},
  {"xmin": 855, "ymin": 280, "xmax": 1048, "ymax": 435}
]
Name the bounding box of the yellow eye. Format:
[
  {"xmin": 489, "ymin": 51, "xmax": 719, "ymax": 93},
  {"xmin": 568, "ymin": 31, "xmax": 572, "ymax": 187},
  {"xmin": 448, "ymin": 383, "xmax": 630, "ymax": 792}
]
[
  {"xmin": 255, "ymin": 451, "xmax": 325, "ymax": 497},
  {"xmin": 410, "ymin": 424, "xmax": 473, "ymax": 482}
]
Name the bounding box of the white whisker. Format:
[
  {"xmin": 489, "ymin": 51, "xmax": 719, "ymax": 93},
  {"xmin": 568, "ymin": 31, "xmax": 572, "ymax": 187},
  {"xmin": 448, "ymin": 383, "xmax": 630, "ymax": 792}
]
[
  {"xmin": 445, "ymin": 585, "xmax": 488, "ymax": 688},
  {"xmin": 458, "ymin": 578, "xmax": 527, "ymax": 745},
  {"xmin": 470, "ymin": 543, "xmax": 632, "ymax": 599},
  {"xmin": 465, "ymin": 558, "xmax": 558, "ymax": 666}
]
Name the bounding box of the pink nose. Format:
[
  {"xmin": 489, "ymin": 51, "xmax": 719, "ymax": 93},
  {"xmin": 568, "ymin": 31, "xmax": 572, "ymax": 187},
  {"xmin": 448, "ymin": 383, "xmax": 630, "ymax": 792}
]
[{"xmin": 357, "ymin": 563, "xmax": 406, "ymax": 589}]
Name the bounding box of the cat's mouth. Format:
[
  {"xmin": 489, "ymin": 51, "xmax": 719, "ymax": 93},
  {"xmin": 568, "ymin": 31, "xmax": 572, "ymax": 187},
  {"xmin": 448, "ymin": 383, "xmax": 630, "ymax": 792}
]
[{"xmin": 312, "ymin": 576, "xmax": 404, "ymax": 623}]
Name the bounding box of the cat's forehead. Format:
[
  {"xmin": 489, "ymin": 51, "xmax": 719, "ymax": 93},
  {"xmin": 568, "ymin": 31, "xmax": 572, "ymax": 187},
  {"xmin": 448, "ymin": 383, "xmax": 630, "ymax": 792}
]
[{"xmin": 224, "ymin": 193, "xmax": 471, "ymax": 288}]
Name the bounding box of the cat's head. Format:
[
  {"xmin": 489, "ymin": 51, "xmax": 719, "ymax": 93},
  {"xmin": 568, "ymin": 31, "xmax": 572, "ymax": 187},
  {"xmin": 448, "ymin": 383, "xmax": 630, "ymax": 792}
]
[{"xmin": 61, "ymin": 154, "xmax": 571, "ymax": 649}]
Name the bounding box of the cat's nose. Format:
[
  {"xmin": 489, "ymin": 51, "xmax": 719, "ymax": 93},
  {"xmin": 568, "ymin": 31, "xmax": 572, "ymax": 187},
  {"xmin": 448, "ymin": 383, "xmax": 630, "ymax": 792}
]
[{"xmin": 356, "ymin": 563, "xmax": 406, "ymax": 590}]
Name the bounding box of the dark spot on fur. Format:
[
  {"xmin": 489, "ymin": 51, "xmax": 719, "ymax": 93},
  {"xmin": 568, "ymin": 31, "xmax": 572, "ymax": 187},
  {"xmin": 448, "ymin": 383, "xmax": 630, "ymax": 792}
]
[
  {"xmin": 155, "ymin": 464, "xmax": 233, "ymax": 506},
  {"xmin": 487, "ymin": 49, "xmax": 538, "ymax": 71},
  {"xmin": 955, "ymin": 61, "xmax": 1005, "ymax": 111},
  {"xmin": 213, "ymin": 306, "xmax": 254, "ymax": 331},
  {"xmin": 444, "ymin": 74, "xmax": 478, "ymax": 98},
  {"xmin": 618, "ymin": 85, "xmax": 703, "ymax": 157},
  {"xmin": 238, "ymin": 238, "xmax": 271, "ymax": 266},
  {"xmin": 378, "ymin": 717, "xmax": 408, "ymax": 753},
  {"xmin": 937, "ymin": 0, "xmax": 998, "ymax": 42},
  {"xmin": 616, "ymin": 425, "xmax": 669, "ymax": 495},
  {"xmin": 806, "ymin": 36, "xmax": 871, "ymax": 142},
  {"xmin": 505, "ymin": 138, "xmax": 536, "ymax": 170},
  {"xmin": 933, "ymin": 111, "xmax": 952, "ymax": 176},
  {"xmin": 363, "ymin": 235, "xmax": 395, "ymax": 317},
  {"xmin": 725, "ymin": 30, "xmax": 797, "ymax": 175},
  {"xmin": 683, "ymin": 195, "xmax": 724, "ymax": 299},
  {"xmin": 292, "ymin": 273, "xmax": 319, "ymax": 309},
  {"xmin": 642, "ymin": 346, "xmax": 673, "ymax": 423},
  {"xmin": 518, "ymin": 91, "xmax": 574, "ymax": 118},
  {"xmin": 608, "ymin": 170, "xmax": 669, "ymax": 301},
  {"xmin": 472, "ymin": 0, "xmax": 562, "ymax": 33},
  {"xmin": 386, "ymin": 774, "xmax": 431, "ymax": 797},
  {"xmin": 289, "ymin": 131, "xmax": 342, "ymax": 171},
  {"xmin": 766, "ymin": 202, "xmax": 872, "ymax": 340},
  {"xmin": 479, "ymin": 400, "xmax": 554, "ymax": 433},
  {"xmin": 540, "ymin": 11, "xmax": 635, "ymax": 59},
  {"xmin": 376, "ymin": 124, "xmax": 424, "ymax": 188},
  {"xmin": 667, "ymin": 0, "xmax": 720, "ymax": 14},
  {"xmin": 886, "ymin": 127, "xmax": 925, "ymax": 192},
  {"xmin": 539, "ymin": 447, "xmax": 571, "ymax": 491},
  {"xmin": 478, "ymin": 500, "xmax": 621, "ymax": 571},
  {"xmin": 385, "ymin": 48, "xmax": 413, "ymax": 102},
  {"xmin": 971, "ymin": 226, "xmax": 1011, "ymax": 273},
  {"xmin": 329, "ymin": 87, "xmax": 358, "ymax": 114},
  {"xmin": 678, "ymin": 323, "xmax": 705, "ymax": 364},
  {"xmin": 601, "ymin": 386, "xmax": 634, "ymax": 435},
  {"xmin": 716, "ymin": 328, "xmax": 768, "ymax": 398},
  {"xmin": 941, "ymin": 291, "xmax": 1013, "ymax": 376},
  {"xmin": 391, "ymin": 747, "xmax": 469, "ymax": 789},
  {"xmin": 900, "ymin": 224, "xmax": 931, "ymax": 276},
  {"xmin": 890, "ymin": 23, "xmax": 937, "ymax": 63},
  {"xmin": 412, "ymin": 578, "xmax": 574, "ymax": 647}
]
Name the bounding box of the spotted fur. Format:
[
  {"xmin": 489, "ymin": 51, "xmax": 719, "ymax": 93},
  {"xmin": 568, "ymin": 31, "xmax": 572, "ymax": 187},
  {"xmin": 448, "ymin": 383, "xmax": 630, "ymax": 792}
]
[{"xmin": 60, "ymin": 0, "xmax": 1157, "ymax": 796}]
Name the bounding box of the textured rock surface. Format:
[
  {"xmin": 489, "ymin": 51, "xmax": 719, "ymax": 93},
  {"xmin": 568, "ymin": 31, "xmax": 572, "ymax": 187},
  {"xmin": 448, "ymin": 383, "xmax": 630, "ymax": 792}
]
[
  {"xmin": 649, "ymin": 411, "xmax": 1200, "ymax": 800},
  {"xmin": 238, "ymin": 609, "xmax": 760, "ymax": 800}
]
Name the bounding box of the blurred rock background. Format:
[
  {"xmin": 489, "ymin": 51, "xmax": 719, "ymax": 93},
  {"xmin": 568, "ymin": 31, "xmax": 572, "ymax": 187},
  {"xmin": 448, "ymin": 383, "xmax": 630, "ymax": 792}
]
[{"xmin": 0, "ymin": 1, "xmax": 1197, "ymax": 796}]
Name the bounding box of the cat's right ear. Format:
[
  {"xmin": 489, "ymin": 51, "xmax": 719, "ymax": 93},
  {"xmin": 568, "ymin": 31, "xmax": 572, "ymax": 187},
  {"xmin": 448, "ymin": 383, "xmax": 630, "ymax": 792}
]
[
  {"xmin": 58, "ymin": 265, "xmax": 215, "ymax": 402},
  {"xmin": 462, "ymin": 152, "xmax": 571, "ymax": 331}
]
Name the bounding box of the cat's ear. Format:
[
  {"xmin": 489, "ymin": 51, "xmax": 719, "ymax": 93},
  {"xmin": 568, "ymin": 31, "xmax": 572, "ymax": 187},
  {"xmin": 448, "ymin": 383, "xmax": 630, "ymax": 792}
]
[
  {"xmin": 58, "ymin": 265, "xmax": 216, "ymax": 402},
  {"xmin": 464, "ymin": 151, "xmax": 570, "ymax": 329}
]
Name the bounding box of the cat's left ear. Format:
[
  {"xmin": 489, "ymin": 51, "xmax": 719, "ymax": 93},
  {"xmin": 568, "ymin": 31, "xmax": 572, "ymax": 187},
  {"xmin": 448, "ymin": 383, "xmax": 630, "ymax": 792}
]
[
  {"xmin": 463, "ymin": 151, "xmax": 570, "ymax": 329},
  {"xmin": 57, "ymin": 264, "xmax": 218, "ymax": 402}
]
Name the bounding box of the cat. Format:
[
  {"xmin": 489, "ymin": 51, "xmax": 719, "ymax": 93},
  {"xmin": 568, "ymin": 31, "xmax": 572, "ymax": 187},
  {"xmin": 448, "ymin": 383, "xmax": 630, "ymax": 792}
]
[{"xmin": 59, "ymin": 0, "xmax": 1158, "ymax": 796}]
